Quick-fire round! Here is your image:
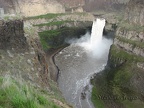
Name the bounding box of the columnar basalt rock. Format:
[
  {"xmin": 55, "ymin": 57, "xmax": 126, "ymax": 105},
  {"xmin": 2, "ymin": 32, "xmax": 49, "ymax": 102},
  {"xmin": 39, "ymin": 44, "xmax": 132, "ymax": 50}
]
[
  {"xmin": 0, "ymin": 20, "xmax": 50, "ymax": 89},
  {"xmin": 125, "ymin": 0, "xmax": 144, "ymax": 26},
  {"xmin": 0, "ymin": 20, "xmax": 28, "ymax": 52},
  {"xmin": 91, "ymin": 0, "xmax": 144, "ymax": 108},
  {"xmin": 0, "ymin": 0, "xmax": 65, "ymax": 17}
]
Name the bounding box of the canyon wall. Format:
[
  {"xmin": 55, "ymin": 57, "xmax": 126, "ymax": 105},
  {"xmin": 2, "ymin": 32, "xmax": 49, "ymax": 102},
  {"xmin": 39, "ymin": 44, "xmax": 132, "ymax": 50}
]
[
  {"xmin": 125, "ymin": 0, "xmax": 144, "ymax": 26},
  {"xmin": 0, "ymin": 0, "xmax": 65, "ymax": 17},
  {"xmin": 83, "ymin": 0, "xmax": 130, "ymax": 11},
  {"xmin": 0, "ymin": 19, "xmax": 73, "ymax": 108},
  {"xmin": 92, "ymin": 0, "xmax": 144, "ymax": 108},
  {"xmin": 0, "ymin": 20, "xmax": 49, "ymax": 88},
  {"xmin": 0, "ymin": 0, "xmax": 131, "ymax": 17}
]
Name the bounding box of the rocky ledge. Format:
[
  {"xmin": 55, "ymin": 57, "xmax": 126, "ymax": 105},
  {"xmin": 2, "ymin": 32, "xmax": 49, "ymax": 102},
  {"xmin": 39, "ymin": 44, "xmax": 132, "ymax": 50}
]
[
  {"xmin": 91, "ymin": 0, "xmax": 144, "ymax": 108},
  {"xmin": 0, "ymin": 19, "xmax": 72, "ymax": 108}
]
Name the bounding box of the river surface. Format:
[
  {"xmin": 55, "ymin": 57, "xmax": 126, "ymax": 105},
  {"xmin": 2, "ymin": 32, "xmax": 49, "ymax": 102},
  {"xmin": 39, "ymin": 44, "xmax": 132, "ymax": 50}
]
[{"xmin": 55, "ymin": 37, "xmax": 112, "ymax": 108}]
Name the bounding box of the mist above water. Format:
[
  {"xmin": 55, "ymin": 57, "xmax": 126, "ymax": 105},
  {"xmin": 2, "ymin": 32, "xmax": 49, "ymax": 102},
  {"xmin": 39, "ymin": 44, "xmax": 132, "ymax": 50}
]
[
  {"xmin": 67, "ymin": 18, "xmax": 113, "ymax": 58},
  {"xmin": 56, "ymin": 18, "xmax": 113, "ymax": 108}
]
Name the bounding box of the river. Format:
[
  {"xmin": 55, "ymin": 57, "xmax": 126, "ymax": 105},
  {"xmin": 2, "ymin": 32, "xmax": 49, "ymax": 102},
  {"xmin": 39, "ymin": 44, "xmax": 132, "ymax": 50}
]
[{"xmin": 55, "ymin": 18, "xmax": 113, "ymax": 108}]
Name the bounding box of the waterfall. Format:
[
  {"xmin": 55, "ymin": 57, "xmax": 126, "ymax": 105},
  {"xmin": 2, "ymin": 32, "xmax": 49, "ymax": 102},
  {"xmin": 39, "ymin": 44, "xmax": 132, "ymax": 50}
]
[
  {"xmin": 90, "ymin": 18, "xmax": 105, "ymax": 49},
  {"xmin": 76, "ymin": 18, "xmax": 107, "ymax": 58},
  {"xmin": 56, "ymin": 18, "xmax": 113, "ymax": 108}
]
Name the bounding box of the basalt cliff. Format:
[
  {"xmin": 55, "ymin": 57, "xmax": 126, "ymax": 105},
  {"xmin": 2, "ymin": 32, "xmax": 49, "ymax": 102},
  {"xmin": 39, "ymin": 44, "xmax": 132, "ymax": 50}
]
[
  {"xmin": 0, "ymin": 0, "xmax": 143, "ymax": 108},
  {"xmin": 91, "ymin": 0, "xmax": 144, "ymax": 108},
  {"xmin": 0, "ymin": 19, "xmax": 76, "ymax": 108},
  {"xmin": 0, "ymin": 7, "xmax": 95, "ymax": 108},
  {"xmin": 0, "ymin": 0, "xmax": 131, "ymax": 17}
]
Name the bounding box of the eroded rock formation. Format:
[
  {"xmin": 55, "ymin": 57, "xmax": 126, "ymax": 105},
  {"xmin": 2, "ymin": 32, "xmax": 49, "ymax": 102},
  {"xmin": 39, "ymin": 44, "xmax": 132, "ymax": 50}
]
[
  {"xmin": 0, "ymin": 20, "xmax": 49, "ymax": 89},
  {"xmin": 0, "ymin": 20, "xmax": 27, "ymax": 51},
  {"xmin": 92, "ymin": 0, "xmax": 144, "ymax": 108},
  {"xmin": 0, "ymin": 0, "xmax": 65, "ymax": 16}
]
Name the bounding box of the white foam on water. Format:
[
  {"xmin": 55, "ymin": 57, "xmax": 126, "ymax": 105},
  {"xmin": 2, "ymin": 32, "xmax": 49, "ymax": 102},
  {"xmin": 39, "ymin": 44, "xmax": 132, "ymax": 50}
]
[
  {"xmin": 56, "ymin": 18, "xmax": 113, "ymax": 108},
  {"xmin": 78, "ymin": 18, "xmax": 113, "ymax": 58}
]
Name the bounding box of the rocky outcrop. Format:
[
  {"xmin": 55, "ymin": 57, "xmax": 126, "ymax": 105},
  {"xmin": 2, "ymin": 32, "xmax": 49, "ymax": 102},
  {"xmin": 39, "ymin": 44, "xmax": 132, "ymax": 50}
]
[
  {"xmin": 26, "ymin": 13, "xmax": 94, "ymax": 32},
  {"xmin": 0, "ymin": 19, "xmax": 72, "ymax": 108},
  {"xmin": 91, "ymin": 0, "xmax": 144, "ymax": 108},
  {"xmin": 0, "ymin": 0, "xmax": 65, "ymax": 17},
  {"xmin": 57, "ymin": 0, "xmax": 85, "ymax": 8},
  {"xmin": 25, "ymin": 13, "xmax": 94, "ymax": 25},
  {"xmin": 14, "ymin": 0, "xmax": 65, "ymax": 16},
  {"xmin": 114, "ymin": 27, "xmax": 144, "ymax": 57},
  {"xmin": 0, "ymin": 0, "xmax": 131, "ymax": 17},
  {"xmin": 36, "ymin": 21, "xmax": 92, "ymax": 32},
  {"xmin": 0, "ymin": 20, "xmax": 28, "ymax": 52},
  {"xmin": 112, "ymin": 0, "xmax": 144, "ymax": 58},
  {"xmin": 125, "ymin": 0, "xmax": 144, "ymax": 26},
  {"xmin": 0, "ymin": 20, "xmax": 49, "ymax": 89},
  {"xmin": 83, "ymin": 0, "xmax": 130, "ymax": 11}
]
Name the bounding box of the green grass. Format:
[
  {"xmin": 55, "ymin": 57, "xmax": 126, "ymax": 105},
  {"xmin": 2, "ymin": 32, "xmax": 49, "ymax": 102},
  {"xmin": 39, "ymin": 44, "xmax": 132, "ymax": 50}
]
[
  {"xmin": 91, "ymin": 62, "xmax": 144, "ymax": 108},
  {"xmin": 110, "ymin": 63, "xmax": 134, "ymax": 97},
  {"xmin": 109, "ymin": 63, "xmax": 144, "ymax": 104},
  {"xmin": 0, "ymin": 76, "xmax": 61, "ymax": 108},
  {"xmin": 24, "ymin": 25, "xmax": 36, "ymax": 37},
  {"xmin": 118, "ymin": 21, "xmax": 144, "ymax": 32},
  {"xmin": 122, "ymin": 100, "xmax": 144, "ymax": 108},
  {"xmin": 91, "ymin": 86, "xmax": 105, "ymax": 108},
  {"xmin": 110, "ymin": 45, "xmax": 144, "ymax": 62},
  {"xmin": 34, "ymin": 20, "xmax": 73, "ymax": 27},
  {"xmin": 38, "ymin": 27, "xmax": 86, "ymax": 50},
  {"xmin": 38, "ymin": 29, "xmax": 61, "ymax": 50},
  {"xmin": 26, "ymin": 12, "xmax": 87, "ymax": 20},
  {"xmin": 26, "ymin": 13, "xmax": 65, "ymax": 20},
  {"xmin": 48, "ymin": 80, "xmax": 65, "ymax": 103},
  {"xmin": 116, "ymin": 36, "xmax": 144, "ymax": 49},
  {"xmin": 3, "ymin": 14, "xmax": 23, "ymax": 21}
]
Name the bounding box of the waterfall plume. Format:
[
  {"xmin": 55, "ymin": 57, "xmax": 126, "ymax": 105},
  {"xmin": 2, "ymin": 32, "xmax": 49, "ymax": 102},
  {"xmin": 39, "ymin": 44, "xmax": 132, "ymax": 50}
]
[{"xmin": 90, "ymin": 18, "xmax": 105, "ymax": 49}]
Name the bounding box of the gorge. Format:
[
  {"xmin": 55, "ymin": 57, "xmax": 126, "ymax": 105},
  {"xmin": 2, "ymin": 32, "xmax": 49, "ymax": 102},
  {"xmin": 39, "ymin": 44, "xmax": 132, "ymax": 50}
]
[
  {"xmin": 55, "ymin": 18, "xmax": 113, "ymax": 108},
  {"xmin": 0, "ymin": 0, "xmax": 144, "ymax": 108}
]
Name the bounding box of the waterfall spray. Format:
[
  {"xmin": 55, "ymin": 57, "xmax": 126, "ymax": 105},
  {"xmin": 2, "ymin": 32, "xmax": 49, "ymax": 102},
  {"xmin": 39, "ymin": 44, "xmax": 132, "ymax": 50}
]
[
  {"xmin": 90, "ymin": 18, "xmax": 106, "ymax": 49},
  {"xmin": 75, "ymin": 18, "xmax": 111, "ymax": 58},
  {"xmin": 56, "ymin": 18, "xmax": 113, "ymax": 108}
]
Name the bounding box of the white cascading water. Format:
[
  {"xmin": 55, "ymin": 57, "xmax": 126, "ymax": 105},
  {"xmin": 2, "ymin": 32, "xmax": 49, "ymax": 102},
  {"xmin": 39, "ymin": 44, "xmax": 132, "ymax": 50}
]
[
  {"xmin": 90, "ymin": 18, "xmax": 105, "ymax": 48},
  {"xmin": 55, "ymin": 18, "xmax": 112, "ymax": 108},
  {"xmin": 80, "ymin": 18, "xmax": 108, "ymax": 58}
]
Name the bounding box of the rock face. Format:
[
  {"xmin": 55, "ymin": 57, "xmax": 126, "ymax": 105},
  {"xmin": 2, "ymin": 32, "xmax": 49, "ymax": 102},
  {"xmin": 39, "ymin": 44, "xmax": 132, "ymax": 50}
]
[
  {"xmin": 125, "ymin": 0, "xmax": 144, "ymax": 26},
  {"xmin": 57, "ymin": 0, "xmax": 85, "ymax": 8},
  {"xmin": 91, "ymin": 0, "xmax": 144, "ymax": 108},
  {"xmin": 114, "ymin": 0, "xmax": 144, "ymax": 57},
  {"xmin": 0, "ymin": 20, "xmax": 28, "ymax": 51},
  {"xmin": 0, "ymin": 0, "xmax": 15, "ymax": 13},
  {"xmin": 0, "ymin": 20, "xmax": 49, "ymax": 89},
  {"xmin": 0, "ymin": 0, "xmax": 131, "ymax": 17},
  {"xmin": 114, "ymin": 27, "xmax": 144, "ymax": 57},
  {"xmin": 14, "ymin": 0, "xmax": 65, "ymax": 16},
  {"xmin": 0, "ymin": 0, "xmax": 65, "ymax": 16},
  {"xmin": 0, "ymin": 19, "xmax": 72, "ymax": 108},
  {"xmin": 115, "ymin": 27, "xmax": 144, "ymax": 56},
  {"xmin": 83, "ymin": 0, "xmax": 130, "ymax": 11},
  {"xmin": 109, "ymin": 0, "xmax": 144, "ymax": 93}
]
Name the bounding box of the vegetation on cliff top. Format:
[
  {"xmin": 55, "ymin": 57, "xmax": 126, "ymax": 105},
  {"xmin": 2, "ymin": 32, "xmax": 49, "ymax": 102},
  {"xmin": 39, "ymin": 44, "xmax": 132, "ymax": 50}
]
[
  {"xmin": 91, "ymin": 44, "xmax": 144, "ymax": 108},
  {"xmin": 34, "ymin": 20, "xmax": 73, "ymax": 27},
  {"xmin": 118, "ymin": 21, "xmax": 144, "ymax": 32},
  {"xmin": 110, "ymin": 45, "xmax": 144, "ymax": 62},
  {"xmin": 26, "ymin": 13, "xmax": 64, "ymax": 20},
  {"xmin": 38, "ymin": 27, "xmax": 86, "ymax": 50},
  {"xmin": 116, "ymin": 36, "xmax": 144, "ymax": 49},
  {"xmin": 0, "ymin": 76, "xmax": 62, "ymax": 108},
  {"xmin": 26, "ymin": 12, "xmax": 87, "ymax": 20},
  {"xmin": 91, "ymin": 61, "xmax": 144, "ymax": 108}
]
